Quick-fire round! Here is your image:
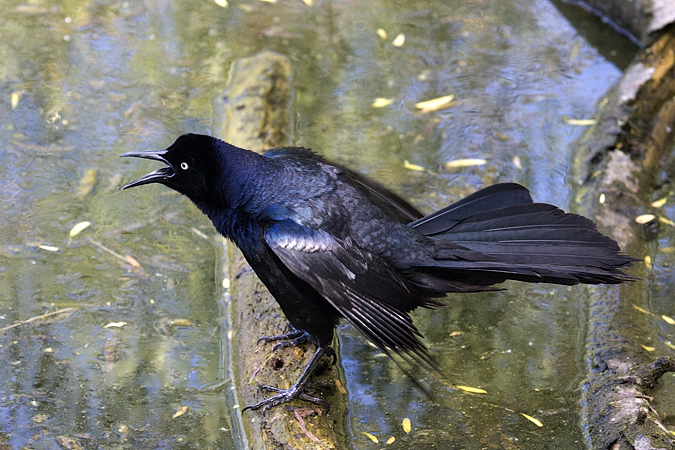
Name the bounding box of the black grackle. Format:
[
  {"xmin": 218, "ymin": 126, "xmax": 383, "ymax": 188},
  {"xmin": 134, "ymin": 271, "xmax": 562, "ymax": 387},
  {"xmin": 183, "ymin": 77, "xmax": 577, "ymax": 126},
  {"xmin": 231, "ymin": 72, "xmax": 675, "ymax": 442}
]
[{"xmin": 121, "ymin": 134, "xmax": 633, "ymax": 413}]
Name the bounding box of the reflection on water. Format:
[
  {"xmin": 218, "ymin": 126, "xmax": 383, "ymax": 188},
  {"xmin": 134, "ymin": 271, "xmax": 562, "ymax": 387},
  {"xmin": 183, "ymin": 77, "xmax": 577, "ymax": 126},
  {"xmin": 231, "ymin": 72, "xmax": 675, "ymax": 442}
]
[{"xmin": 0, "ymin": 0, "xmax": 635, "ymax": 448}]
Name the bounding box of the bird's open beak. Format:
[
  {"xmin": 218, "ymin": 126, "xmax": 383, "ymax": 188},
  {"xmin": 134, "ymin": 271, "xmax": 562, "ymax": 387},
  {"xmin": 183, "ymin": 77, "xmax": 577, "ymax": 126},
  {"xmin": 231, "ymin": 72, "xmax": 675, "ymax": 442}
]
[{"xmin": 120, "ymin": 150, "xmax": 174, "ymax": 189}]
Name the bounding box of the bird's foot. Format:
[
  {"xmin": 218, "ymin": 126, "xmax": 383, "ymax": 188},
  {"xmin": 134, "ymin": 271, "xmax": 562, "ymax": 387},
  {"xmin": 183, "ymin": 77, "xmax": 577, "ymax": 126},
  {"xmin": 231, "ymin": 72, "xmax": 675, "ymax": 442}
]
[
  {"xmin": 324, "ymin": 347, "xmax": 337, "ymax": 365},
  {"xmin": 242, "ymin": 346, "xmax": 333, "ymax": 414},
  {"xmin": 241, "ymin": 384, "xmax": 327, "ymax": 415},
  {"xmin": 257, "ymin": 325, "xmax": 314, "ymax": 352}
]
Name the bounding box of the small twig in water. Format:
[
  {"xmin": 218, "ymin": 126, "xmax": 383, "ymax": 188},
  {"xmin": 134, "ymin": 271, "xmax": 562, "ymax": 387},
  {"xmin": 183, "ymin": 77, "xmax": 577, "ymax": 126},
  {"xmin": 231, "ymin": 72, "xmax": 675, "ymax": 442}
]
[{"xmin": 0, "ymin": 307, "xmax": 77, "ymax": 332}]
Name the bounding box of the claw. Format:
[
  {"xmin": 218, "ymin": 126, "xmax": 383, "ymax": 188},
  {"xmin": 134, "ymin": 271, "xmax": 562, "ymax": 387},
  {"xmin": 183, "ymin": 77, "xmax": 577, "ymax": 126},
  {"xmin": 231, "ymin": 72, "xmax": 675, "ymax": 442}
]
[
  {"xmin": 272, "ymin": 332, "xmax": 313, "ymax": 351},
  {"xmin": 257, "ymin": 323, "xmax": 304, "ymax": 344},
  {"xmin": 242, "ymin": 385, "xmax": 327, "ymax": 415},
  {"xmin": 242, "ymin": 346, "xmax": 333, "ymax": 414},
  {"xmin": 325, "ymin": 347, "xmax": 337, "ymax": 365},
  {"xmin": 256, "ymin": 325, "xmax": 315, "ymax": 351}
]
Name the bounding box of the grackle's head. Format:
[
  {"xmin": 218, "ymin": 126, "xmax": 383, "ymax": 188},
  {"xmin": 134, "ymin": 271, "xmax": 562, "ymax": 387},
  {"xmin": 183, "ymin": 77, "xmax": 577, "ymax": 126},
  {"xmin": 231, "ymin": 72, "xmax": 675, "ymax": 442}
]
[{"xmin": 121, "ymin": 134, "xmax": 219, "ymax": 201}]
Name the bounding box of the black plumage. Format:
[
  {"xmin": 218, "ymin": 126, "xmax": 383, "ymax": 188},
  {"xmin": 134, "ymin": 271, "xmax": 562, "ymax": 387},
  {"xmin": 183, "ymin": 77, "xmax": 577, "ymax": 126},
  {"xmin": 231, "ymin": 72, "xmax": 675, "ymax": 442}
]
[{"xmin": 121, "ymin": 133, "xmax": 633, "ymax": 412}]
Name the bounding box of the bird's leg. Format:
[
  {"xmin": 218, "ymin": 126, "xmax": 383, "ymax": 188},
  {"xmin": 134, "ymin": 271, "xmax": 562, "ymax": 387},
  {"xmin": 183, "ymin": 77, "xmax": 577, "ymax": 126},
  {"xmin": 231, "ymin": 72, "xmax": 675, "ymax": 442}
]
[
  {"xmin": 242, "ymin": 346, "xmax": 332, "ymax": 414},
  {"xmin": 257, "ymin": 324, "xmax": 313, "ymax": 352}
]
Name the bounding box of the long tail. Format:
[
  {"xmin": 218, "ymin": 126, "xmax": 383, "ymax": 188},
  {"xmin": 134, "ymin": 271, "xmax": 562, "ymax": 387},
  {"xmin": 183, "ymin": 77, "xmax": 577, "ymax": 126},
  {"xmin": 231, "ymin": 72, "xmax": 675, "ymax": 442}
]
[{"xmin": 408, "ymin": 183, "xmax": 635, "ymax": 289}]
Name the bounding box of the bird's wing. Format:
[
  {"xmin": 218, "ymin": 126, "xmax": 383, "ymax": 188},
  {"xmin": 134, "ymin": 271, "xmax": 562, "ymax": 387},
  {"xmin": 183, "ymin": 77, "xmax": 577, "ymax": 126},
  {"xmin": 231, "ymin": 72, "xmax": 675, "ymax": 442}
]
[
  {"xmin": 336, "ymin": 169, "xmax": 422, "ymax": 223},
  {"xmin": 263, "ymin": 146, "xmax": 422, "ymax": 223},
  {"xmin": 262, "ymin": 219, "xmax": 438, "ymax": 369},
  {"xmin": 263, "ymin": 146, "xmax": 320, "ymax": 160}
]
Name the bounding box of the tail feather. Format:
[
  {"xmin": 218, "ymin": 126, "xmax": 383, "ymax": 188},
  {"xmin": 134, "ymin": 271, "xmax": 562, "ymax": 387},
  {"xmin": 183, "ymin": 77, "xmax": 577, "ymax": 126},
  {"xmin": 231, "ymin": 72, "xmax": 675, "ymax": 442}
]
[
  {"xmin": 410, "ymin": 183, "xmax": 533, "ymax": 235},
  {"xmin": 412, "ymin": 259, "xmax": 632, "ymax": 286},
  {"xmin": 408, "ymin": 183, "xmax": 635, "ymax": 288}
]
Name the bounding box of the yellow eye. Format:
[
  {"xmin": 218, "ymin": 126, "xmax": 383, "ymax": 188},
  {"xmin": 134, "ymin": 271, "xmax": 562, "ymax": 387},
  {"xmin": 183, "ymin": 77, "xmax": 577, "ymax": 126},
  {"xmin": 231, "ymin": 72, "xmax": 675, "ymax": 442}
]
[{"xmin": 180, "ymin": 162, "xmax": 189, "ymax": 170}]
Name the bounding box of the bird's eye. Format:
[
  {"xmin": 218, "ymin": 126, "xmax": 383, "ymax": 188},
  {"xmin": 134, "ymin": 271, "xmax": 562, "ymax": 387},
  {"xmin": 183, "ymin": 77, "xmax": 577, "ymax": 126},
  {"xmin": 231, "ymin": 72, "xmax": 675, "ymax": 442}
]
[{"xmin": 180, "ymin": 162, "xmax": 189, "ymax": 170}]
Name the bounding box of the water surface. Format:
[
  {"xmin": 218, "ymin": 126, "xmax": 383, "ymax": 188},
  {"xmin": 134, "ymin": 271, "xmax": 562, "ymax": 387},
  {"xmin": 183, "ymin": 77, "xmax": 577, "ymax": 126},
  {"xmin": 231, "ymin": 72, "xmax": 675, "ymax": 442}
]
[{"xmin": 0, "ymin": 0, "xmax": 642, "ymax": 448}]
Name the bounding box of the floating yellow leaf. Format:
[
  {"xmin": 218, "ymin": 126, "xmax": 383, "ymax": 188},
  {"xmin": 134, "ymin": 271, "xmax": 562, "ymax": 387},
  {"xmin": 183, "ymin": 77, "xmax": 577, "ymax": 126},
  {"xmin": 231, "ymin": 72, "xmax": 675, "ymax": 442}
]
[
  {"xmin": 644, "ymin": 255, "xmax": 652, "ymax": 269},
  {"xmin": 69, "ymin": 221, "xmax": 91, "ymax": 237},
  {"xmin": 125, "ymin": 255, "xmax": 141, "ymax": 268},
  {"xmin": 303, "ymin": 0, "xmax": 313, "ymax": 5},
  {"xmin": 377, "ymin": 29, "xmax": 387, "ymax": 39},
  {"xmin": 449, "ymin": 331, "xmax": 463, "ymax": 337},
  {"xmin": 172, "ymin": 406, "xmax": 188, "ymax": 419},
  {"xmin": 372, "ymin": 98, "xmax": 393, "ymax": 108},
  {"xmin": 362, "ymin": 432, "xmax": 378, "ymax": 443},
  {"xmin": 214, "ymin": 0, "xmax": 228, "ymax": 6},
  {"xmin": 651, "ymin": 197, "xmax": 668, "ymax": 208},
  {"xmin": 659, "ymin": 217, "xmax": 674, "ymax": 226},
  {"xmin": 386, "ymin": 436, "xmax": 395, "ymax": 444},
  {"xmin": 260, "ymin": 0, "xmax": 276, "ymax": 2},
  {"xmin": 103, "ymin": 322, "xmax": 127, "ymax": 328},
  {"xmin": 335, "ymin": 378, "xmax": 347, "ymax": 394},
  {"xmin": 75, "ymin": 169, "xmax": 98, "ymax": 198},
  {"xmin": 37, "ymin": 244, "xmax": 59, "ymax": 252},
  {"xmin": 11, "ymin": 91, "xmax": 21, "ymax": 109},
  {"xmin": 403, "ymin": 160, "xmax": 425, "ymax": 172},
  {"xmin": 444, "ymin": 158, "xmax": 487, "ymax": 169},
  {"xmin": 402, "ymin": 417, "xmax": 411, "ymax": 434},
  {"xmin": 456, "ymin": 385, "xmax": 487, "ymax": 394},
  {"xmin": 663, "ymin": 247, "xmax": 675, "ymax": 253},
  {"xmin": 191, "ymin": 227, "xmax": 209, "ymax": 240},
  {"xmin": 635, "ymin": 214, "xmax": 656, "ymax": 224},
  {"xmin": 522, "ymin": 413, "xmax": 543, "ymax": 427},
  {"xmin": 632, "ymin": 304, "xmax": 651, "ymax": 315},
  {"xmin": 169, "ymin": 319, "xmax": 196, "ymax": 327},
  {"xmin": 663, "ymin": 315, "xmax": 675, "ymax": 325},
  {"xmin": 416, "ymin": 94, "xmax": 455, "ymax": 112},
  {"xmin": 392, "ymin": 33, "xmax": 405, "ymax": 47},
  {"xmin": 665, "ymin": 341, "xmax": 675, "ymax": 350},
  {"xmin": 642, "ymin": 345, "xmax": 655, "ymax": 352},
  {"xmin": 564, "ymin": 118, "xmax": 597, "ymax": 126},
  {"xmin": 512, "ymin": 155, "xmax": 522, "ymax": 170}
]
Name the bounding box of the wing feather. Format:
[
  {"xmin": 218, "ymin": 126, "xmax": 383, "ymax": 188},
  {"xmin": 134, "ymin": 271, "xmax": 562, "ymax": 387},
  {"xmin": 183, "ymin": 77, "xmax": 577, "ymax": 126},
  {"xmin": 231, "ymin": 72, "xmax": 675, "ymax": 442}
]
[{"xmin": 263, "ymin": 220, "xmax": 438, "ymax": 369}]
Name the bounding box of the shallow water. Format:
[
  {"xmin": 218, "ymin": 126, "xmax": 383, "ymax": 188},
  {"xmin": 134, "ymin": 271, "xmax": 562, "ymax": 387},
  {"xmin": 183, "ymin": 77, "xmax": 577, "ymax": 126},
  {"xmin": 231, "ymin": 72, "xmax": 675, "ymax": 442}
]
[{"xmin": 0, "ymin": 0, "xmax": 645, "ymax": 448}]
